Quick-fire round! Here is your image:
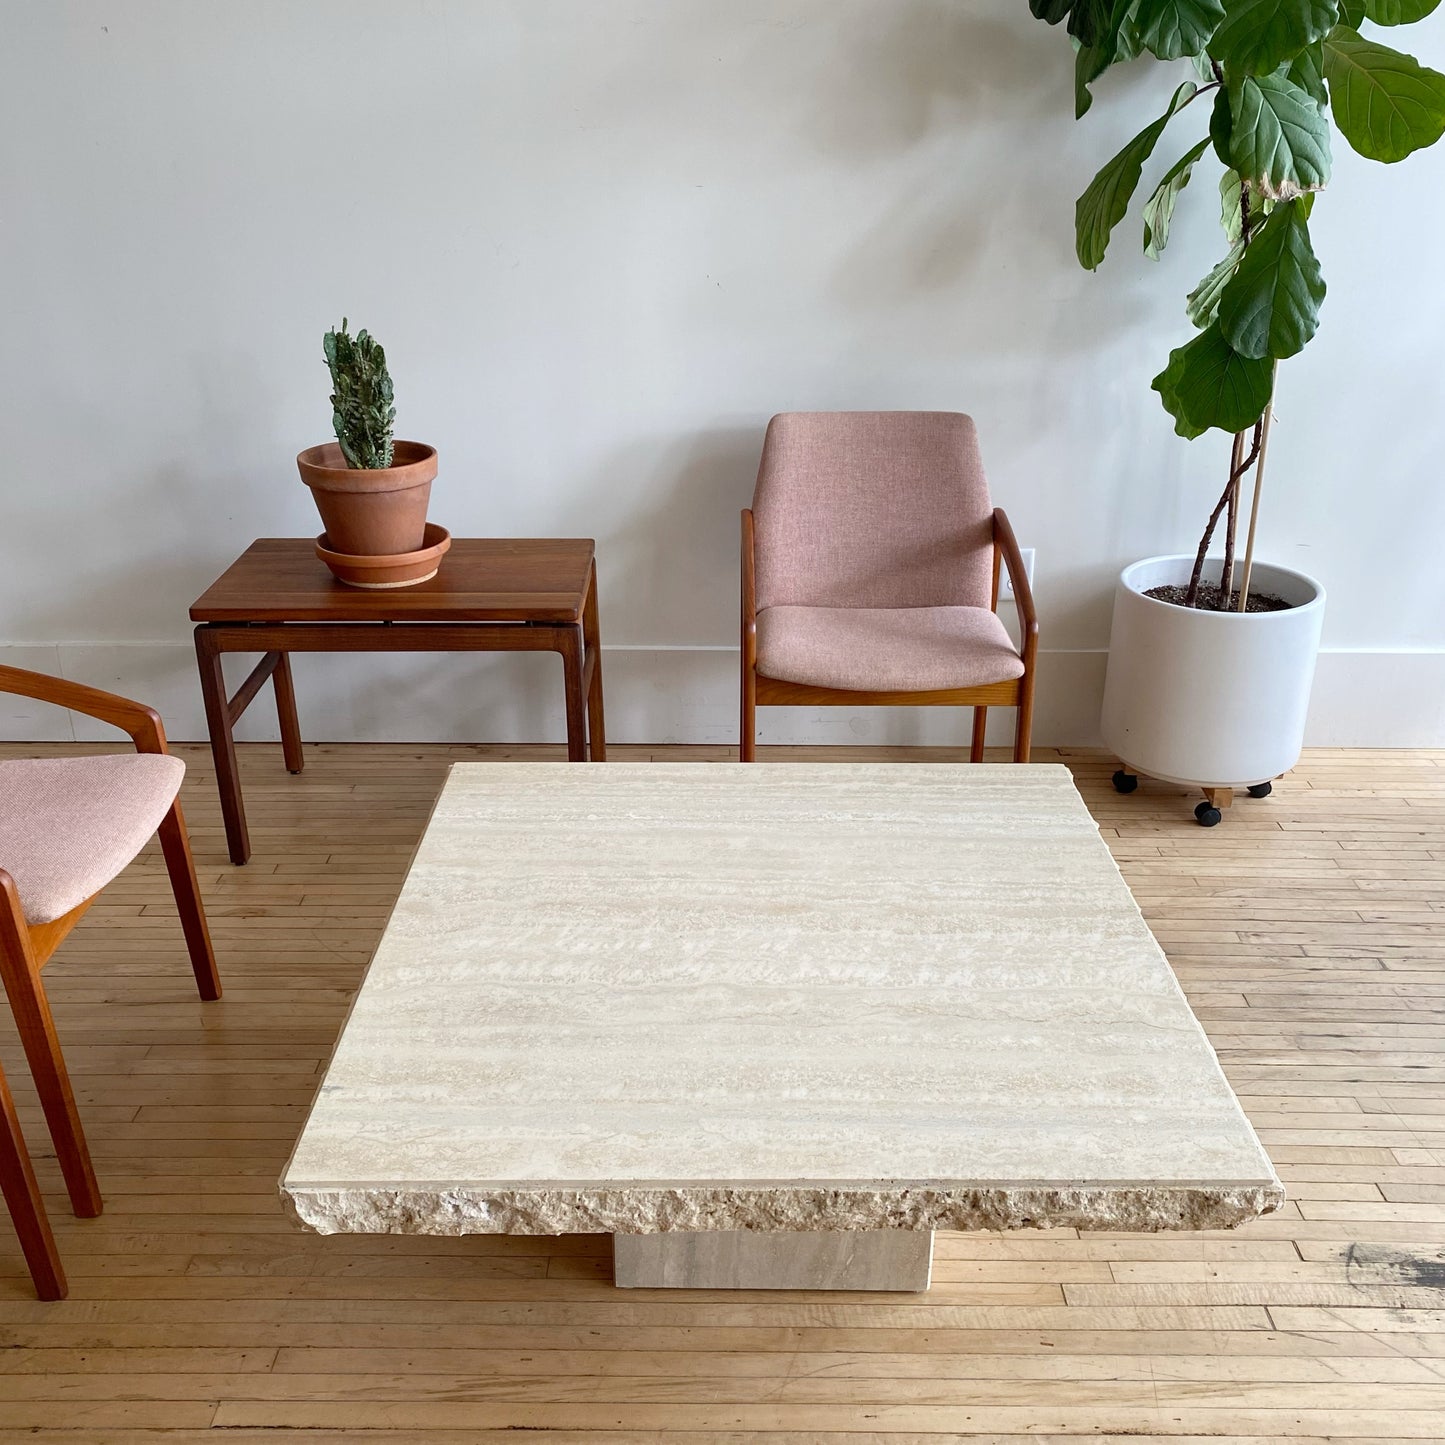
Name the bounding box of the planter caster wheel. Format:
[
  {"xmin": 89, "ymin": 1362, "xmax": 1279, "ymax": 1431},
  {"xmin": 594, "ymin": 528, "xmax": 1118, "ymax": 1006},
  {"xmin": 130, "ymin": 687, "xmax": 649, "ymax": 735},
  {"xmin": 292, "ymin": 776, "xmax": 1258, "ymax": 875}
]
[
  {"xmin": 1112, "ymin": 770, "xmax": 1139, "ymax": 794},
  {"xmin": 1247, "ymin": 781, "xmax": 1273, "ymax": 799},
  {"xmin": 1194, "ymin": 801, "xmax": 1223, "ymax": 827}
]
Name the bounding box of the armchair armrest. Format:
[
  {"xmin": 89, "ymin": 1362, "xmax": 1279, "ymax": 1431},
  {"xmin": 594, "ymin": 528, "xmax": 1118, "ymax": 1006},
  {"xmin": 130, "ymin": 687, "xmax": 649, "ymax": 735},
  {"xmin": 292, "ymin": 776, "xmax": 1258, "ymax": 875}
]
[
  {"xmin": 741, "ymin": 509, "xmax": 758, "ymax": 670},
  {"xmin": 0, "ymin": 665, "xmax": 169, "ymax": 755},
  {"xmin": 992, "ymin": 509, "xmax": 1039, "ymax": 663}
]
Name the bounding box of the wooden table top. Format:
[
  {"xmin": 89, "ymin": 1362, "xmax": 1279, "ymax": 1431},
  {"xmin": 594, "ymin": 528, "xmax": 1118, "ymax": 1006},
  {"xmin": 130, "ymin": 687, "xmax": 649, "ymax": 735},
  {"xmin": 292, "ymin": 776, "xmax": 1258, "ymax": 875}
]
[{"xmin": 190, "ymin": 538, "xmax": 595, "ymax": 623}]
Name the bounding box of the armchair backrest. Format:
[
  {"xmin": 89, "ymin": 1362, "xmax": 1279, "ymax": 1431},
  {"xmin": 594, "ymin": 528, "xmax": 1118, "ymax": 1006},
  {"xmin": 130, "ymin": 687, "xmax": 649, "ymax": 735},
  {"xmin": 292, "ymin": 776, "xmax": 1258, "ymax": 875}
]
[{"xmin": 752, "ymin": 411, "xmax": 994, "ymax": 611}]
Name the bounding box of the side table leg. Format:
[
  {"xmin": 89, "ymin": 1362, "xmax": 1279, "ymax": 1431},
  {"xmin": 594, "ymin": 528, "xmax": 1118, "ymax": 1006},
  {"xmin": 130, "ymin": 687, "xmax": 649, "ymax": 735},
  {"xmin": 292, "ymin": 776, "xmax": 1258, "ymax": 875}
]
[
  {"xmin": 583, "ymin": 560, "xmax": 606, "ymax": 761},
  {"xmin": 273, "ymin": 653, "xmax": 305, "ymax": 774},
  {"xmin": 193, "ymin": 627, "xmax": 251, "ymax": 866},
  {"xmin": 560, "ymin": 626, "xmax": 587, "ymax": 763}
]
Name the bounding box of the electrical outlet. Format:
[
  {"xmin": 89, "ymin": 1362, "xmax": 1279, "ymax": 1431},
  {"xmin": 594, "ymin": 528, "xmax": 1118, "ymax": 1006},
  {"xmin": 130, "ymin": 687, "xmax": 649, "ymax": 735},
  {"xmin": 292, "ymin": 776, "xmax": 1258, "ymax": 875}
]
[{"xmin": 999, "ymin": 547, "xmax": 1035, "ymax": 599}]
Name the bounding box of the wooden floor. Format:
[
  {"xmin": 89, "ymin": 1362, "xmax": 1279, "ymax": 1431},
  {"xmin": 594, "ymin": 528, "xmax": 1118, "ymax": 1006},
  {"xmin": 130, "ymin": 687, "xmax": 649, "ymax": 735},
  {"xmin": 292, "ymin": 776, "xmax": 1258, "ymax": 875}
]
[{"xmin": 0, "ymin": 741, "xmax": 1443, "ymax": 1442}]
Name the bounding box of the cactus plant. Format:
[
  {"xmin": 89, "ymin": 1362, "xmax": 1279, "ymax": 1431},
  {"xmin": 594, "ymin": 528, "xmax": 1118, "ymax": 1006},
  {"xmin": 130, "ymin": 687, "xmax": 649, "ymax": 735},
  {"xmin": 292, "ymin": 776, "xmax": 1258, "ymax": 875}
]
[{"xmin": 323, "ymin": 319, "xmax": 395, "ymax": 470}]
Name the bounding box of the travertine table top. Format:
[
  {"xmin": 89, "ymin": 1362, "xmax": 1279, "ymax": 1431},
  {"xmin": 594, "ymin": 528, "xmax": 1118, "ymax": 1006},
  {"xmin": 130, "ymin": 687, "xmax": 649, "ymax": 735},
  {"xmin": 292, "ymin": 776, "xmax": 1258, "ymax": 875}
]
[{"xmin": 282, "ymin": 764, "xmax": 1282, "ymax": 1235}]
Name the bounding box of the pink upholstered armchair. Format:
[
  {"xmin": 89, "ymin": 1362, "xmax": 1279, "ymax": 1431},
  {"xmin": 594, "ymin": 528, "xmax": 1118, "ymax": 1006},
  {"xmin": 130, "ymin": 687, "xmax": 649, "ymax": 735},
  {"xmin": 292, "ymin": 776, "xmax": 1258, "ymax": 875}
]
[
  {"xmin": 740, "ymin": 412, "xmax": 1038, "ymax": 762},
  {"xmin": 0, "ymin": 665, "xmax": 222, "ymax": 1299}
]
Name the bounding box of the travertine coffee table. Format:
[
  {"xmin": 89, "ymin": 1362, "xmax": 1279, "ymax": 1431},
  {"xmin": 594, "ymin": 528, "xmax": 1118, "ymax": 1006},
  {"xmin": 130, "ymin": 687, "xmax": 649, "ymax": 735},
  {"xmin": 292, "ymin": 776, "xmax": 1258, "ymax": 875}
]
[{"xmin": 282, "ymin": 764, "xmax": 1282, "ymax": 1292}]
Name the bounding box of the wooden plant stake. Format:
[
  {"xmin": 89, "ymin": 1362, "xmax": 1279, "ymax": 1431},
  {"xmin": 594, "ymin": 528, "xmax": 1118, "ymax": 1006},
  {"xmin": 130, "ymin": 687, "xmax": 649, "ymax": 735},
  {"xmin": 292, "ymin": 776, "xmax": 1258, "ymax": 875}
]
[{"xmin": 1235, "ymin": 365, "xmax": 1279, "ymax": 612}]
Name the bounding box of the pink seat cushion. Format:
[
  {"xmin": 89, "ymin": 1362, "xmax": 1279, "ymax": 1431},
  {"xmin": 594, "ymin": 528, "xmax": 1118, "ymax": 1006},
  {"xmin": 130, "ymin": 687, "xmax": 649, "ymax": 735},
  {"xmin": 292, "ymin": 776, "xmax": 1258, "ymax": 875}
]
[
  {"xmin": 757, "ymin": 605, "xmax": 1025, "ymax": 693},
  {"xmin": 0, "ymin": 754, "xmax": 185, "ymax": 925}
]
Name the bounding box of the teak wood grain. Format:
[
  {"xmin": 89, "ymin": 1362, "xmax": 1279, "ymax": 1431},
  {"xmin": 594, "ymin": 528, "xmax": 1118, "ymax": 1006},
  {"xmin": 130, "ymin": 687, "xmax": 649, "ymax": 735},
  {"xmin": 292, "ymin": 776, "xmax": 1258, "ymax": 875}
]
[
  {"xmin": 0, "ymin": 1048, "xmax": 63, "ymax": 1301},
  {"xmin": 189, "ymin": 538, "xmax": 596, "ymax": 623},
  {"xmin": 0, "ymin": 739, "xmax": 1442, "ymax": 1439},
  {"xmin": 189, "ymin": 540, "xmax": 606, "ymax": 864}
]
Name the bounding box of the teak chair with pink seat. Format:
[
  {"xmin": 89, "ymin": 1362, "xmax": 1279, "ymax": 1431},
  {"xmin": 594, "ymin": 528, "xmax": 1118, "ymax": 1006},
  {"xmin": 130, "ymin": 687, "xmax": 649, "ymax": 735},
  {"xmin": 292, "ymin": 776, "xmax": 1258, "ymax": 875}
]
[
  {"xmin": 740, "ymin": 411, "xmax": 1039, "ymax": 762},
  {"xmin": 0, "ymin": 665, "xmax": 221, "ymax": 1299}
]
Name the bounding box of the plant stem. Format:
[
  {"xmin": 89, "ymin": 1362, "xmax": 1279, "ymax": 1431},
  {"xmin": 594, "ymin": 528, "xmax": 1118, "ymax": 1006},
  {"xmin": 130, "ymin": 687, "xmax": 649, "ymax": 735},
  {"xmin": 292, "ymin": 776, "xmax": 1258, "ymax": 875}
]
[
  {"xmin": 1180, "ymin": 79, "xmax": 1222, "ymax": 108},
  {"xmin": 1183, "ymin": 171, "xmax": 1261, "ymax": 612},
  {"xmin": 1183, "ymin": 425, "xmax": 1262, "ymax": 608},
  {"xmin": 1218, "ymin": 430, "xmax": 1245, "ymax": 608}
]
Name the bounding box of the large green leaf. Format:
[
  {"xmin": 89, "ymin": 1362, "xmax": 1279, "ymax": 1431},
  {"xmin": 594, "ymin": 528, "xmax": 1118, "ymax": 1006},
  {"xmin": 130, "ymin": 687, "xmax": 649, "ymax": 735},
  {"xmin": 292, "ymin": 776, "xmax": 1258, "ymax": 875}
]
[
  {"xmin": 1323, "ymin": 27, "xmax": 1445, "ymax": 162},
  {"xmin": 1211, "ymin": 0, "xmax": 1339, "ymax": 76},
  {"xmin": 1069, "ymin": 0, "xmax": 1118, "ymax": 44},
  {"xmin": 1219, "ymin": 168, "xmax": 1245, "ymax": 241},
  {"xmin": 1076, "ymin": 32, "xmax": 1140, "ymax": 117},
  {"xmin": 1187, "ymin": 241, "xmax": 1247, "ymax": 325},
  {"xmin": 1228, "ymin": 67, "xmax": 1332, "ymax": 197},
  {"xmin": 1074, "ymin": 0, "xmax": 1141, "ymax": 116},
  {"xmin": 1132, "ymin": 0, "xmax": 1226, "ymax": 59},
  {"xmin": 1115, "ymin": 5, "xmax": 1145, "ymax": 57},
  {"xmin": 1031, "ymin": 0, "xmax": 1077, "ymax": 21},
  {"xmin": 1144, "ymin": 138, "xmax": 1212, "ymax": 257},
  {"xmin": 1364, "ymin": 0, "xmax": 1441, "ymax": 23},
  {"xmin": 1210, "ymin": 84, "xmax": 1235, "ymax": 162},
  {"xmin": 1288, "ymin": 41, "xmax": 1328, "ymax": 102},
  {"xmin": 1339, "ymin": 0, "xmax": 1367, "ymax": 20},
  {"xmin": 1076, "ymin": 81, "xmax": 1199, "ymax": 268},
  {"xmin": 1217, "ymin": 198, "xmax": 1325, "ymax": 358},
  {"xmin": 1076, "ymin": 41, "xmax": 1114, "ymax": 117},
  {"xmin": 1153, "ymin": 322, "xmax": 1275, "ymax": 436}
]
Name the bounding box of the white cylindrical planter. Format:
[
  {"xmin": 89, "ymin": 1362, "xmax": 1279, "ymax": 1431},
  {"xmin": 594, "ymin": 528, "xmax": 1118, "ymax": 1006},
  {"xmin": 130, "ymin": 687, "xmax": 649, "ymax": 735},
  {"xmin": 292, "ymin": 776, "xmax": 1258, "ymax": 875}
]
[{"xmin": 1100, "ymin": 555, "xmax": 1325, "ymax": 789}]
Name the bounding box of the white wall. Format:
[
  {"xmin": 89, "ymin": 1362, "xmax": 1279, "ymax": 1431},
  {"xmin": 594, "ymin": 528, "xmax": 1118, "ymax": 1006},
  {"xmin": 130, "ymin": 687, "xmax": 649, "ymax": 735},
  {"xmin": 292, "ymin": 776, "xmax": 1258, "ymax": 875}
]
[{"xmin": 3, "ymin": 0, "xmax": 1443, "ymax": 748}]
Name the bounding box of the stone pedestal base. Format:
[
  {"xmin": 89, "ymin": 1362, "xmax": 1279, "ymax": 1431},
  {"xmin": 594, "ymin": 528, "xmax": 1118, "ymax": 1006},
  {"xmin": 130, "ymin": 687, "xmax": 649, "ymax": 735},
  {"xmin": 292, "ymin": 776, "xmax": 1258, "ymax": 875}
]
[{"xmin": 612, "ymin": 1228, "xmax": 934, "ymax": 1292}]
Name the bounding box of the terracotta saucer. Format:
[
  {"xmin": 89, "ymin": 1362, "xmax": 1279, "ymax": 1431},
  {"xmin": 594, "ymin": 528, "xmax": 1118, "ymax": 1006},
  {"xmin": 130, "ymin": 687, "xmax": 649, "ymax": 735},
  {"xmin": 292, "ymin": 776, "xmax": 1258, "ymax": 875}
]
[{"xmin": 316, "ymin": 523, "xmax": 451, "ymax": 589}]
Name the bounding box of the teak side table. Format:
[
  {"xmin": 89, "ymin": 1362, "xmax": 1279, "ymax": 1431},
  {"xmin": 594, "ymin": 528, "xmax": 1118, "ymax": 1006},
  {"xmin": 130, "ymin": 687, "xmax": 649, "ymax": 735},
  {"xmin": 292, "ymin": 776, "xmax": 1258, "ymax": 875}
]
[{"xmin": 189, "ymin": 538, "xmax": 605, "ymax": 864}]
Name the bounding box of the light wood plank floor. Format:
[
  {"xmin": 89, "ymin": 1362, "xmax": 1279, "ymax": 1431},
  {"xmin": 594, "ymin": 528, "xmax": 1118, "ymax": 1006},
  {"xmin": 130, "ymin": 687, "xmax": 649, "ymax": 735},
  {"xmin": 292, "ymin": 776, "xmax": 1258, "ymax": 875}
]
[{"xmin": 0, "ymin": 741, "xmax": 1443, "ymax": 1443}]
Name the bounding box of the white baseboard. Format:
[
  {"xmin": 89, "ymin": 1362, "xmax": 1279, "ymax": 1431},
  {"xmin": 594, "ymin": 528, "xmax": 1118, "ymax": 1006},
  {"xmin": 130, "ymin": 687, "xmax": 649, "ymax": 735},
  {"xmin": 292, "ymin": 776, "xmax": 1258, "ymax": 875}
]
[{"xmin": 1, "ymin": 643, "xmax": 1442, "ymax": 748}]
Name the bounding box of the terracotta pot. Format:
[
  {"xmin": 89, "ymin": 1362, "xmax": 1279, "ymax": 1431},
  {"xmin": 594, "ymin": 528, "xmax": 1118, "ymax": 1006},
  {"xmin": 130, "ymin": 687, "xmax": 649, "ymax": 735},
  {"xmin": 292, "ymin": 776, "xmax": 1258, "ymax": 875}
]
[{"xmin": 297, "ymin": 440, "xmax": 437, "ymax": 556}]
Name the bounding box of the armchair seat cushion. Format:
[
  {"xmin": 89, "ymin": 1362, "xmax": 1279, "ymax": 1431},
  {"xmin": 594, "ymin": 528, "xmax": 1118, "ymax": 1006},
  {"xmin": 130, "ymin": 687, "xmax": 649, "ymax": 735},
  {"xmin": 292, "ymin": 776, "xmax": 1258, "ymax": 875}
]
[
  {"xmin": 0, "ymin": 754, "xmax": 185, "ymax": 925},
  {"xmin": 756, "ymin": 605, "xmax": 1025, "ymax": 693}
]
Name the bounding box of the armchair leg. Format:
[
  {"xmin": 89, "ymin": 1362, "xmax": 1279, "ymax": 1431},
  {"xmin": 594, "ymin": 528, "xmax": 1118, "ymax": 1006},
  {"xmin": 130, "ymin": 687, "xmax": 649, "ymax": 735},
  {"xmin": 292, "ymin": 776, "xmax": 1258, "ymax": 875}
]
[
  {"xmin": 1014, "ymin": 681, "xmax": 1036, "ymax": 764},
  {"xmin": 157, "ymin": 802, "xmax": 222, "ymax": 1002},
  {"xmin": 741, "ymin": 670, "xmax": 757, "ymax": 763},
  {"xmin": 970, "ymin": 707, "xmax": 987, "ymax": 764},
  {"xmin": 0, "ymin": 888, "xmax": 101, "ymax": 1219},
  {"xmin": 0, "ymin": 1059, "xmax": 67, "ymax": 1300}
]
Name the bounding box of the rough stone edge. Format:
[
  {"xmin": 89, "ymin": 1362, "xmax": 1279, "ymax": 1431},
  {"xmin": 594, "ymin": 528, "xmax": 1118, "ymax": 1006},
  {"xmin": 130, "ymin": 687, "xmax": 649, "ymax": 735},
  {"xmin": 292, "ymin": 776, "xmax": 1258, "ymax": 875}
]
[{"xmin": 281, "ymin": 1181, "xmax": 1285, "ymax": 1237}]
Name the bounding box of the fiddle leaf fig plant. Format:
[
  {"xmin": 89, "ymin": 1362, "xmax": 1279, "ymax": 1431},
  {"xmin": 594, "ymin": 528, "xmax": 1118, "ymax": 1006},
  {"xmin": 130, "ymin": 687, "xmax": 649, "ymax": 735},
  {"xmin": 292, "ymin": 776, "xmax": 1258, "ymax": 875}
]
[{"xmin": 1032, "ymin": 0, "xmax": 1445, "ymax": 608}]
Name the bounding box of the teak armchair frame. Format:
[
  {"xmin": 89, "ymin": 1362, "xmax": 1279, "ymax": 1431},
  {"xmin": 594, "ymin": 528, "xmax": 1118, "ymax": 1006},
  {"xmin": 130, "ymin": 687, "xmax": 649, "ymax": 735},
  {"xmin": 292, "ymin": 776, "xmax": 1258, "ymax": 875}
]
[
  {"xmin": 0, "ymin": 666, "xmax": 222, "ymax": 1300},
  {"xmin": 740, "ymin": 508, "xmax": 1040, "ymax": 763},
  {"xmin": 0, "ymin": 1050, "xmax": 62, "ymax": 1300}
]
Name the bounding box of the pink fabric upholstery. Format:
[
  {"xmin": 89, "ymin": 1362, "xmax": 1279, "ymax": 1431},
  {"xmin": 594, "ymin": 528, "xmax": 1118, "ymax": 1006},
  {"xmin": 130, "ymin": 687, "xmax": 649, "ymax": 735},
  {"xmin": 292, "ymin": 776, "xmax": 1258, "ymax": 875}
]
[
  {"xmin": 753, "ymin": 412, "xmax": 995, "ymax": 610},
  {"xmin": 0, "ymin": 754, "xmax": 184, "ymax": 925},
  {"xmin": 756, "ymin": 606, "xmax": 1024, "ymax": 692}
]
